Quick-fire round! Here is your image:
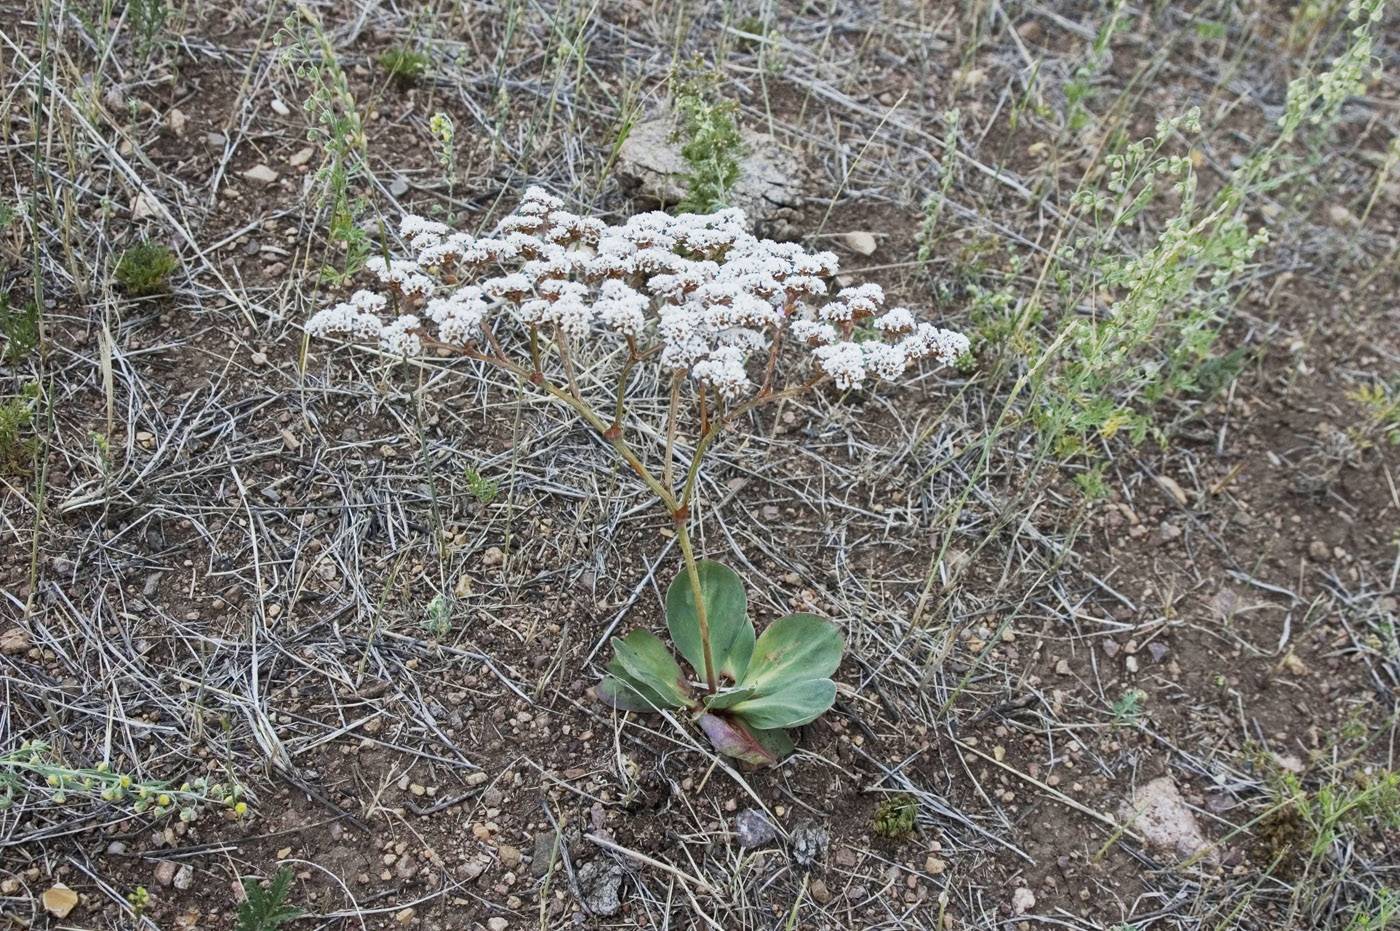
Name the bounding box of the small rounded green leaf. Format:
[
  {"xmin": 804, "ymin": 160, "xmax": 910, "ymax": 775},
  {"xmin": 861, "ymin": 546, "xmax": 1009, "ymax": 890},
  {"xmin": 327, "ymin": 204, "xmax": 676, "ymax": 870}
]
[
  {"xmin": 611, "ymin": 630, "xmax": 692, "ymax": 709},
  {"xmin": 696, "ymin": 713, "xmax": 793, "ymax": 766},
  {"xmin": 730, "ymin": 678, "xmax": 836, "ymax": 729},
  {"xmin": 738, "ymin": 613, "xmax": 843, "ymax": 696},
  {"xmin": 666, "ymin": 561, "xmax": 755, "ymax": 683}
]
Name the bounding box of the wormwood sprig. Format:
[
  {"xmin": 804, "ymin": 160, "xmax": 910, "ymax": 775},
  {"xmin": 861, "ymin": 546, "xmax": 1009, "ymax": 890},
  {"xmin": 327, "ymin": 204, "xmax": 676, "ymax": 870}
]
[
  {"xmin": 0, "ymin": 291, "xmax": 40, "ymax": 363},
  {"xmin": 235, "ymin": 867, "xmax": 302, "ymax": 931},
  {"xmin": 0, "ymin": 382, "xmax": 39, "ymax": 472},
  {"xmin": 673, "ymin": 76, "xmax": 744, "ymax": 214},
  {"xmin": 306, "ymin": 190, "xmax": 967, "ymax": 763},
  {"xmin": 917, "ymin": 108, "xmax": 961, "ymax": 262},
  {"xmin": 429, "ymin": 112, "xmax": 457, "ymax": 189},
  {"xmin": 0, "ymin": 740, "xmax": 247, "ymax": 821}
]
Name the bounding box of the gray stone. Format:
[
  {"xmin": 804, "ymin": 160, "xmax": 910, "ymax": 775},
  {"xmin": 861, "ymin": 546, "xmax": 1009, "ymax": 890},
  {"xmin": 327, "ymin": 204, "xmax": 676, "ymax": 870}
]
[
  {"xmin": 615, "ymin": 119, "xmax": 804, "ymax": 238},
  {"xmin": 577, "ymin": 858, "xmax": 623, "ymax": 916},
  {"xmin": 242, "ymin": 164, "xmax": 280, "ymax": 186},
  {"xmin": 735, "ymin": 808, "xmax": 776, "ymax": 849}
]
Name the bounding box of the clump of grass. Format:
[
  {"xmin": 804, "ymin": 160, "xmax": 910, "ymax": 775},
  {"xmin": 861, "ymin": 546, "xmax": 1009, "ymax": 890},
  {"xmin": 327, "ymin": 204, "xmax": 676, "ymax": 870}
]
[
  {"xmin": 0, "ymin": 292, "xmax": 40, "ymax": 364},
  {"xmin": 673, "ymin": 73, "xmax": 744, "ymax": 214},
  {"xmin": 113, "ymin": 241, "xmax": 178, "ymax": 296},
  {"xmin": 378, "ymin": 45, "xmax": 430, "ymax": 83}
]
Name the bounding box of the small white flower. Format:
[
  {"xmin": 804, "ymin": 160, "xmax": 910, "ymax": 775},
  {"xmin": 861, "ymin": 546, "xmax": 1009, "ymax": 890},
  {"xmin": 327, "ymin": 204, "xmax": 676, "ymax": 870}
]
[
  {"xmin": 483, "ymin": 273, "xmax": 532, "ymax": 300},
  {"xmin": 596, "ymin": 281, "xmax": 648, "ymax": 337},
  {"xmin": 812, "ymin": 342, "xmax": 867, "ymax": 389},
  {"xmin": 691, "ymin": 346, "xmax": 751, "ymax": 401},
  {"xmin": 875, "ymin": 307, "xmax": 916, "ymax": 335},
  {"xmin": 399, "ymin": 215, "xmax": 449, "ymax": 249},
  {"xmin": 379, "ymin": 315, "xmax": 422, "ymax": 355},
  {"xmin": 790, "ymin": 319, "xmax": 837, "ymax": 346},
  {"xmin": 861, "ymin": 341, "xmax": 909, "ymax": 381}
]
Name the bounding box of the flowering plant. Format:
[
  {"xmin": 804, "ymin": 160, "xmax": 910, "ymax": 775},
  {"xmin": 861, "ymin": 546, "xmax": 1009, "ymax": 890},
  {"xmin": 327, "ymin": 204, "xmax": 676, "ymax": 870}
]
[{"xmin": 307, "ymin": 187, "xmax": 967, "ymax": 762}]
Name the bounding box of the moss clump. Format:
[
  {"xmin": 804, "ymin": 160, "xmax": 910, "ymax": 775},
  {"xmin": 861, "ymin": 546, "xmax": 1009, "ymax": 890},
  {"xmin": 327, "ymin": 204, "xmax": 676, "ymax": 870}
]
[
  {"xmin": 113, "ymin": 241, "xmax": 178, "ymax": 296},
  {"xmin": 378, "ymin": 46, "xmax": 430, "ymax": 82},
  {"xmin": 873, "ymin": 793, "xmax": 918, "ymax": 839}
]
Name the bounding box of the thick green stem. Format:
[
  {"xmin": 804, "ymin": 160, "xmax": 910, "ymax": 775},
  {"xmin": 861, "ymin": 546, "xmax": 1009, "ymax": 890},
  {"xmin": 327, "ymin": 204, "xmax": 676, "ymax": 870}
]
[{"xmin": 673, "ymin": 521, "xmax": 718, "ymax": 694}]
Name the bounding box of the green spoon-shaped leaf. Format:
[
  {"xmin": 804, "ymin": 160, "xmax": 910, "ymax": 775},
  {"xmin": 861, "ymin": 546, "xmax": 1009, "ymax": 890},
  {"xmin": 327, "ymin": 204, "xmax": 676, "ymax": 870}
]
[
  {"xmin": 595, "ymin": 672, "xmax": 669, "ymax": 712},
  {"xmin": 702, "ymin": 685, "xmax": 757, "ymax": 710},
  {"xmin": 666, "ymin": 561, "xmax": 755, "ymax": 684},
  {"xmin": 611, "ymin": 630, "xmax": 693, "ymax": 710},
  {"xmin": 730, "ymin": 678, "xmax": 837, "ymax": 729},
  {"xmin": 737, "ymin": 613, "xmax": 843, "ymax": 696}
]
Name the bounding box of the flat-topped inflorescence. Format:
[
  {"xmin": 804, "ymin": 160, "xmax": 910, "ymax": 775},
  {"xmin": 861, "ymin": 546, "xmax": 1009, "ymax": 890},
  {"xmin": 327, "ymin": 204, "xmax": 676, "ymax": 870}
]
[{"xmin": 307, "ymin": 187, "xmax": 968, "ymax": 398}]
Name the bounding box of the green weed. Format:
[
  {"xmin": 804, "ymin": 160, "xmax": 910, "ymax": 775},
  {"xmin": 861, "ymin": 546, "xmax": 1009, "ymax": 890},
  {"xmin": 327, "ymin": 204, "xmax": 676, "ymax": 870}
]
[
  {"xmin": 276, "ymin": 8, "xmax": 370, "ymax": 284},
  {"xmin": 0, "ymin": 292, "xmax": 40, "ymax": 364},
  {"xmin": 463, "ymin": 464, "xmax": 499, "ymax": 504},
  {"xmin": 127, "ymin": 0, "xmax": 170, "ymax": 60},
  {"xmin": 673, "ymin": 74, "xmax": 744, "ymax": 214},
  {"xmin": 0, "ymin": 382, "xmax": 38, "ymax": 471},
  {"xmin": 917, "ymin": 108, "xmax": 961, "ymax": 262},
  {"xmin": 0, "ymin": 739, "xmax": 245, "ymax": 821},
  {"xmin": 113, "ymin": 241, "xmax": 178, "ymax": 296},
  {"xmin": 378, "ymin": 45, "xmax": 430, "ymax": 83},
  {"xmin": 234, "ymin": 867, "xmax": 302, "ymax": 931},
  {"xmin": 1349, "ymin": 382, "xmax": 1400, "ymax": 446},
  {"xmin": 872, "ymin": 793, "xmax": 918, "ymax": 839},
  {"xmin": 422, "ymin": 593, "xmax": 451, "ymax": 637}
]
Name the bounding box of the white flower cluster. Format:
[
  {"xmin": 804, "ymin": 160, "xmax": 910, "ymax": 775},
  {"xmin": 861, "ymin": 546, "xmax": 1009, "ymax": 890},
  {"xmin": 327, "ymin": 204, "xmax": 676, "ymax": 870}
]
[{"xmin": 307, "ymin": 188, "xmax": 969, "ymax": 397}]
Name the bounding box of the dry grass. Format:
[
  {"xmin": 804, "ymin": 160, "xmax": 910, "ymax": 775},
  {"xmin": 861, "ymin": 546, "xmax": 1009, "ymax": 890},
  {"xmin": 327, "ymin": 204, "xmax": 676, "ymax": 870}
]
[{"xmin": 1, "ymin": 1, "xmax": 1398, "ymax": 929}]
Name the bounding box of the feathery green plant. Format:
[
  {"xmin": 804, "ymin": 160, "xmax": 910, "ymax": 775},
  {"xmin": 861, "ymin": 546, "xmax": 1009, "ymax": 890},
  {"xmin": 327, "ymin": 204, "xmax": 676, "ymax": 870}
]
[
  {"xmin": 113, "ymin": 241, "xmax": 178, "ymax": 296},
  {"xmin": 235, "ymin": 868, "xmax": 302, "ymax": 931},
  {"xmin": 673, "ymin": 75, "xmax": 744, "ymax": 214}
]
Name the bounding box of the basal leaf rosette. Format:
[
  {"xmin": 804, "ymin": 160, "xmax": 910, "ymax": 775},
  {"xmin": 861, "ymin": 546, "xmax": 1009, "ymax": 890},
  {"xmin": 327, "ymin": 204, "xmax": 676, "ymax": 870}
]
[{"xmin": 597, "ymin": 562, "xmax": 843, "ymax": 766}]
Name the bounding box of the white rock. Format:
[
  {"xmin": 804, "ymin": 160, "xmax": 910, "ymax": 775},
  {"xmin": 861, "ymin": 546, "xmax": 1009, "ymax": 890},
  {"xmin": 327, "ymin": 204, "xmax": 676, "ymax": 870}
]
[
  {"xmin": 1119, "ymin": 776, "xmax": 1215, "ymax": 864},
  {"xmin": 1011, "ymin": 887, "xmax": 1035, "ymax": 915},
  {"xmin": 288, "ymin": 146, "xmax": 315, "ymax": 168},
  {"xmin": 132, "ymin": 192, "xmax": 162, "ymax": 221},
  {"xmin": 242, "ymin": 164, "xmax": 280, "ymax": 186},
  {"xmin": 167, "ymin": 108, "xmax": 187, "ymax": 136},
  {"xmin": 270, "ymin": 99, "xmax": 291, "ymax": 117},
  {"xmin": 843, "ymin": 231, "xmax": 877, "ymax": 255}
]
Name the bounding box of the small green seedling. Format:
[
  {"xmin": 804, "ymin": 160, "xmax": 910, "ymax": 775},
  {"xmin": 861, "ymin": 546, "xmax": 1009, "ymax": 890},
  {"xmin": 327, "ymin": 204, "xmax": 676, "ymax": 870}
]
[
  {"xmin": 128, "ymin": 886, "xmax": 150, "ymax": 921},
  {"xmin": 873, "ymin": 793, "xmax": 918, "ymax": 838},
  {"xmin": 463, "ymin": 464, "xmax": 499, "ymax": 504},
  {"xmin": 422, "ymin": 593, "xmax": 451, "ymax": 636},
  {"xmin": 114, "ymin": 241, "xmax": 178, "ymax": 296},
  {"xmin": 235, "ymin": 867, "xmax": 302, "ymax": 931},
  {"xmin": 378, "ymin": 46, "xmax": 430, "ymax": 82},
  {"xmin": 596, "ymin": 561, "xmax": 843, "ymax": 766}
]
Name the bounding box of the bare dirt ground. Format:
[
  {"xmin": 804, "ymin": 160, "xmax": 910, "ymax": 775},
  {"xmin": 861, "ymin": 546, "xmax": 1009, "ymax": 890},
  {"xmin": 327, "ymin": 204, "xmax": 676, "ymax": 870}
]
[{"xmin": 2, "ymin": 1, "xmax": 1400, "ymax": 929}]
